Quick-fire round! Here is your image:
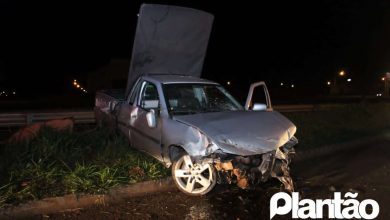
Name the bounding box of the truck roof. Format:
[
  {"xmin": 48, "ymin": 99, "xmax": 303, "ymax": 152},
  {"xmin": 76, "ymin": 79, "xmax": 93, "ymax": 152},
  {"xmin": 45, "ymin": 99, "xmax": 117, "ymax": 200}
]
[{"xmin": 143, "ymin": 74, "xmax": 219, "ymax": 85}]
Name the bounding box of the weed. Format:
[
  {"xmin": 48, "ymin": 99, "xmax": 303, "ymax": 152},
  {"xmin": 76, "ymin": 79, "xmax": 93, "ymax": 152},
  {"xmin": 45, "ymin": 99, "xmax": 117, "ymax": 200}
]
[{"xmin": 0, "ymin": 127, "xmax": 167, "ymax": 206}]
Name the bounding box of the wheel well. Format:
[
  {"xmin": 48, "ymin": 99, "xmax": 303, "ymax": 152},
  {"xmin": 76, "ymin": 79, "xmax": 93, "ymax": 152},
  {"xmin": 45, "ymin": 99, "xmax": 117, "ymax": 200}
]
[{"xmin": 169, "ymin": 145, "xmax": 186, "ymax": 162}]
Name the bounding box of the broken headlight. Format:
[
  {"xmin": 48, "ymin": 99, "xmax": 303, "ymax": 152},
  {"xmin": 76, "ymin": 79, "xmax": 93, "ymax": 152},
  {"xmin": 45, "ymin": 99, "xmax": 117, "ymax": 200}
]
[{"xmin": 205, "ymin": 141, "xmax": 220, "ymax": 155}]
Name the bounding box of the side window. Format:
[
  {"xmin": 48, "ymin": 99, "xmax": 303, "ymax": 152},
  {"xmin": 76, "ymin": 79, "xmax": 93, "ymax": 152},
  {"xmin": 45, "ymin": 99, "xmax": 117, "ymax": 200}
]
[
  {"xmin": 250, "ymin": 87, "xmax": 268, "ymax": 108},
  {"xmin": 139, "ymin": 82, "xmax": 159, "ymax": 110},
  {"xmin": 245, "ymin": 82, "xmax": 272, "ymax": 111},
  {"xmin": 129, "ymin": 80, "xmax": 143, "ymax": 104}
]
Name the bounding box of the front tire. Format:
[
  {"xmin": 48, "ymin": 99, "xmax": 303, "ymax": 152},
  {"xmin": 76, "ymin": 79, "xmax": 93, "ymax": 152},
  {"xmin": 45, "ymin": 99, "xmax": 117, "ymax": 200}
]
[{"xmin": 172, "ymin": 153, "xmax": 217, "ymax": 196}]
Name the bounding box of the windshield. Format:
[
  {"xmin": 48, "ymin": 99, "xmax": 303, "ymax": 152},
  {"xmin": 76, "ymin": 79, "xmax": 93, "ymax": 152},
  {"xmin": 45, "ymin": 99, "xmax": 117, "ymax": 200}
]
[{"xmin": 163, "ymin": 83, "xmax": 243, "ymax": 115}]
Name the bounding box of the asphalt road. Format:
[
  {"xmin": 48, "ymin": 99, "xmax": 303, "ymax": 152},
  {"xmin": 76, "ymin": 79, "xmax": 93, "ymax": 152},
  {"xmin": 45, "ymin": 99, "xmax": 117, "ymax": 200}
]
[{"xmin": 35, "ymin": 138, "xmax": 390, "ymax": 220}]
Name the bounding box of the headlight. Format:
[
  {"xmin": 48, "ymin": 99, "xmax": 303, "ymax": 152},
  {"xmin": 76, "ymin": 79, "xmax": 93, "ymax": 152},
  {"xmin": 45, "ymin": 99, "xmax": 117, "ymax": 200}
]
[{"xmin": 205, "ymin": 141, "xmax": 220, "ymax": 155}]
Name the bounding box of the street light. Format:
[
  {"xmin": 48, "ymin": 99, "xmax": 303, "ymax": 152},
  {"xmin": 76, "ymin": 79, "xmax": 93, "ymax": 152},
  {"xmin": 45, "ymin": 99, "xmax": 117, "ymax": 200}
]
[
  {"xmin": 347, "ymin": 78, "xmax": 351, "ymax": 82},
  {"xmin": 327, "ymin": 81, "xmax": 331, "ymax": 85},
  {"xmin": 330, "ymin": 70, "xmax": 347, "ymax": 95},
  {"xmin": 227, "ymin": 81, "xmax": 231, "ymax": 85},
  {"xmin": 384, "ymin": 73, "xmax": 390, "ymax": 97}
]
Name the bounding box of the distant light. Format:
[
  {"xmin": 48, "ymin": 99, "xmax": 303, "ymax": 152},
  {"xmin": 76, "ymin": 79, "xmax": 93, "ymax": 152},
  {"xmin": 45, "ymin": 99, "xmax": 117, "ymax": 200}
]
[
  {"xmin": 76, "ymin": 84, "xmax": 80, "ymax": 88},
  {"xmin": 291, "ymin": 84, "xmax": 295, "ymax": 88},
  {"xmin": 73, "ymin": 79, "xmax": 77, "ymax": 82},
  {"xmin": 280, "ymin": 82, "xmax": 284, "ymax": 86},
  {"xmin": 73, "ymin": 82, "xmax": 77, "ymax": 85},
  {"xmin": 12, "ymin": 91, "xmax": 16, "ymax": 95},
  {"xmin": 377, "ymin": 93, "xmax": 382, "ymax": 97},
  {"xmin": 382, "ymin": 77, "xmax": 386, "ymax": 81},
  {"xmin": 339, "ymin": 71, "xmax": 345, "ymax": 76},
  {"xmin": 80, "ymin": 87, "xmax": 84, "ymax": 90},
  {"xmin": 327, "ymin": 81, "xmax": 331, "ymax": 85},
  {"xmin": 347, "ymin": 78, "xmax": 351, "ymax": 82},
  {"xmin": 227, "ymin": 81, "xmax": 231, "ymax": 85}
]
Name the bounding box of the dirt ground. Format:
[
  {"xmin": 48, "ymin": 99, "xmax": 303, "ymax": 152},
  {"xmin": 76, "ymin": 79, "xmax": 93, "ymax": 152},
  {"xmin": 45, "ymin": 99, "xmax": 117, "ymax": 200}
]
[{"xmin": 29, "ymin": 138, "xmax": 390, "ymax": 220}]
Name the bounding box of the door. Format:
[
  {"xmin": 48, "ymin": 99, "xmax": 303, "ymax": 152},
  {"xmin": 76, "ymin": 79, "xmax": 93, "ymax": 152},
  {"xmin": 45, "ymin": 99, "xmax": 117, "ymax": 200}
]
[
  {"xmin": 245, "ymin": 81, "xmax": 272, "ymax": 111},
  {"xmin": 129, "ymin": 81, "xmax": 163, "ymax": 161}
]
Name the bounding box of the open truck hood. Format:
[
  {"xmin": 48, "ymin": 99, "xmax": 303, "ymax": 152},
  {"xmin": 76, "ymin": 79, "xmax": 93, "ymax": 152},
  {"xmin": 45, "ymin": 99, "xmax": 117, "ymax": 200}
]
[
  {"xmin": 126, "ymin": 4, "xmax": 214, "ymax": 95},
  {"xmin": 174, "ymin": 111, "xmax": 297, "ymax": 155}
]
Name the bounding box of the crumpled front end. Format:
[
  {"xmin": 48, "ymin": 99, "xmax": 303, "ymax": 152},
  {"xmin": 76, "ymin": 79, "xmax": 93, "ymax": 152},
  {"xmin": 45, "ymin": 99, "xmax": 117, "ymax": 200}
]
[{"xmin": 207, "ymin": 136, "xmax": 298, "ymax": 192}]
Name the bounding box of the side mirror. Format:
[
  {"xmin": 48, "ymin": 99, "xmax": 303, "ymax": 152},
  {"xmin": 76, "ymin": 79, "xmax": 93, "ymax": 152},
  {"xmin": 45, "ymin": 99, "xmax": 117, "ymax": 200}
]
[
  {"xmin": 146, "ymin": 109, "xmax": 157, "ymax": 128},
  {"xmin": 252, "ymin": 103, "xmax": 267, "ymax": 111}
]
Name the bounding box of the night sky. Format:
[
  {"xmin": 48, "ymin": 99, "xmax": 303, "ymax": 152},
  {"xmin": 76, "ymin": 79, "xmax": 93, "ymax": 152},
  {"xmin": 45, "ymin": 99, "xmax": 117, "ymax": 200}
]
[{"xmin": 1, "ymin": 0, "xmax": 390, "ymax": 96}]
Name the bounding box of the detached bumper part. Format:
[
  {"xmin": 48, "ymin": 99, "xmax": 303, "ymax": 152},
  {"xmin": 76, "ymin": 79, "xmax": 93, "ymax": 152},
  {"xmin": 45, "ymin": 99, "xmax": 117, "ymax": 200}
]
[{"xmin": 212, "ymin": 144, "xmax": 295, "ymax": 192}]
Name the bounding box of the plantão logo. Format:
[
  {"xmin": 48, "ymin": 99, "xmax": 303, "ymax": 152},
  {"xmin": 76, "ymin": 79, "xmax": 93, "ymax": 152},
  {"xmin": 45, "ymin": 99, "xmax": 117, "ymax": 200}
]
[{"xmin": 270, "ymin": 192, "xmax": 380, "ymax": 219}]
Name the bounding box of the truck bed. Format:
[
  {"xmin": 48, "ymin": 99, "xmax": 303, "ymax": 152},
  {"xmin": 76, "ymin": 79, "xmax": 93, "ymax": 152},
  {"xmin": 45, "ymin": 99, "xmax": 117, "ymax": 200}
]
[{"xmin": 95, "ymin": 89, "xmax": 125, "ymax": 116}]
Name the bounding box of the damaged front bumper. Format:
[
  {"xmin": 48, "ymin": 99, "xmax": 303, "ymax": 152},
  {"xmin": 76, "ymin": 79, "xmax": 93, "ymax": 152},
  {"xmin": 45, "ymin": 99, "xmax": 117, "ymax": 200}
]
[{"xmin": 206, "ymin": 137, "xmax": 297, "ymax": 192}]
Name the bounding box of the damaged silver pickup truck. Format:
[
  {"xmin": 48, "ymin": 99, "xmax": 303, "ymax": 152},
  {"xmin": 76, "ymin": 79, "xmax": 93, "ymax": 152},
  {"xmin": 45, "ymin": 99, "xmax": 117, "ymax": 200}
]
[{"xmin": 95, "ymin": 4, "xmax": 298, "ymax": 195}]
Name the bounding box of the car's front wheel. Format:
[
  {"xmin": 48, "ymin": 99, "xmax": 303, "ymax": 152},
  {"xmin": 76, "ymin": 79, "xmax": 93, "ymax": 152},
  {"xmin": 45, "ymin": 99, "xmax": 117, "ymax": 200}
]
[{"xmin": 172, "ymin": 153, "xmax": 217, "ymax": 196}]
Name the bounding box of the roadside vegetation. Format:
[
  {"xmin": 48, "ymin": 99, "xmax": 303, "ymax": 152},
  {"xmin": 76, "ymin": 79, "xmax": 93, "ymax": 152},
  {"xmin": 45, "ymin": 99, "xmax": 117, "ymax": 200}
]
[
  {"xmin": 0, "ymin": 103, "xmax": 389, "ymax": 207},
  {"xmin": 0, "ymin": 128, "xmax": 169, "ymax": 208}
]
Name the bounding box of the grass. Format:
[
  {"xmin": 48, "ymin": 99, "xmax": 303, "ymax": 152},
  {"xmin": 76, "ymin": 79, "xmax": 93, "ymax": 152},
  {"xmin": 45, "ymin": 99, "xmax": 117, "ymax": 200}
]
[
  {"xmin": 284, "ymin": 103, "xmax": 390, "ymax": 149},
  {"xmin": 0, "ymin": 103, "xmax": 389, "ymax": 207},
  {"xmin": 0, "ymin": 128, "xmax": 169, "ymax": 207}
]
